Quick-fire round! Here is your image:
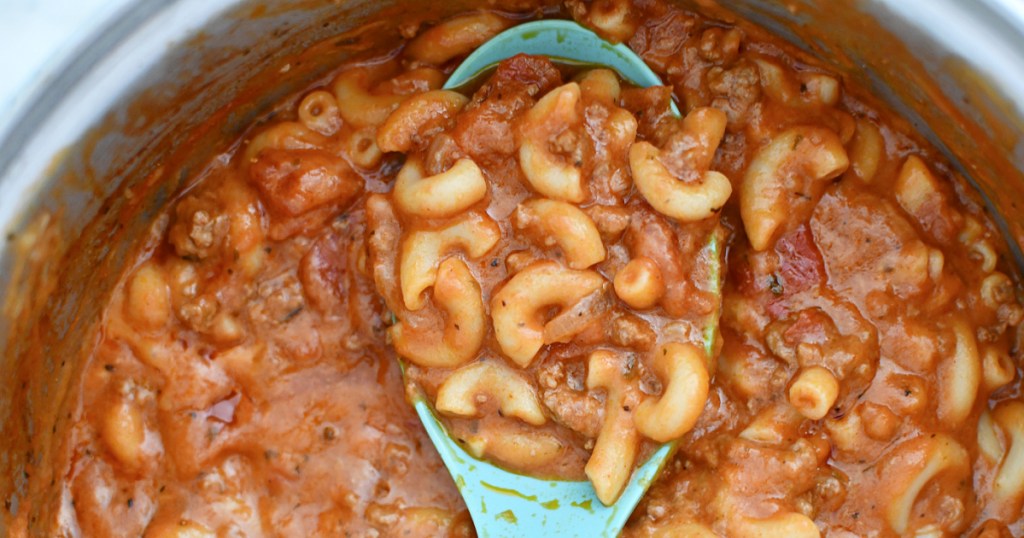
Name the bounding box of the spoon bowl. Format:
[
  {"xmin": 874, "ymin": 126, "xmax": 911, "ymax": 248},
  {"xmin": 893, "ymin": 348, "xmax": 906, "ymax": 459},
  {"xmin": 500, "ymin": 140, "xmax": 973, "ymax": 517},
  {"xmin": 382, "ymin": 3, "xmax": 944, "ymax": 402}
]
[{"xmin": 406, "ymin": 19, "xmax": 715, "ymax": 537}]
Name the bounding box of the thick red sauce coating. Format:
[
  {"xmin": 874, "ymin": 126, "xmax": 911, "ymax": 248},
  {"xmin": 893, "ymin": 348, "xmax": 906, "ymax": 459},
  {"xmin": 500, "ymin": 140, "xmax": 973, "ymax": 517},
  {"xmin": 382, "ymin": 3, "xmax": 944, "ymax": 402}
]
[
  {"xmin": 16, "ymin": 1, "xmax": 1024, "ymax": 536},
  {"xmin": 364, "ymin": 54, "xmax": 723, "ymax": 487}
]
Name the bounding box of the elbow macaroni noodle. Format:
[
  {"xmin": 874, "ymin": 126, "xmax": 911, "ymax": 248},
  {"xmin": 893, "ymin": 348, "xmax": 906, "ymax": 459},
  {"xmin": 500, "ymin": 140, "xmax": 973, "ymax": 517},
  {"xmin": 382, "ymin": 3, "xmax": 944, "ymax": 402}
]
[
  {"xmin": 393, "ymin": 157, "xmax": 488, "ymax": 218},
  {"xmin": 567, "ymin": 0, "xmax": 637, "ymax": 43},
  {"xmin": 579, "ymin": 68, "xmax": 622, "ymax": 102},
  {"xmin": 990, "ymin": 402, "xmax": 1024, "ymax": 515},
  {"xmin": 628, "ymin": 108, "xmax": 732, "ymax": 222},
  {"xmin": 754, "ymin": 57, "xmax": 839, "ymax": 108},
  {"xmin": 405, "ymin": 12, "xmax": 511, "ymax": 65},
  {"xmin": 436, "ymin": 360, "xmax": 547, "ymax": 426},
  {"xmin": 391, "ymin": 257, "xmax": 486, "ymax": 368},
  {"xmin": 399, "ymin": 211, "xmax": 500, "ymax": 311},
  {"xmin": 787, "ymin": 366, "xmax": 839, "ymax": 420},
  {"xmin": 332, "ymin": 67, "xmax": 408, "ymax": 128},
  {"xmin": 586, "ymin": 350, "xmax": 642, "ymax": 506},
  {"xmin": 514, "ymin": 198, "xmax": 606, "ymax": 269},
  {"xmin": 879, "ymin": 434, "xmax": 971, "ymax": 535},
  {"xmin": 936, "ymin": 320, "xmax": 982, "ymax": 427},
  {"xmin": 462, "ymin": 429, "xmax": 566, "ymax": 469},
  {"xmin": 491, "ymin": 262, "xmax": 606, "ymax": 367},
  {"xmin": 740, "ymin": 126, "xmax": 849, "ymax": 251},
  {"xmin": 978, "ymin": 402, "xmax": 1024, "ymax": 518},
  {"xmin": 376, "ymin": 90, "xmax": 469, "ymax": 153},
  {"xmin": 518, "ymin": 82, "xmax": 589, "ymax": 203},
  {"xmin": 633, "ymin": 343, "xmax": 710, "ymax": 442},
  {"xmin": 613, "ymin": 256, "xmax": 665, "ymax": 309},
  {"xmin": 297, "ymin": 90, "xmax": 343, "ymax": 136},
  {"xmin": 848, "ymin": 118, "xmax": 883, "ymax": 183}
]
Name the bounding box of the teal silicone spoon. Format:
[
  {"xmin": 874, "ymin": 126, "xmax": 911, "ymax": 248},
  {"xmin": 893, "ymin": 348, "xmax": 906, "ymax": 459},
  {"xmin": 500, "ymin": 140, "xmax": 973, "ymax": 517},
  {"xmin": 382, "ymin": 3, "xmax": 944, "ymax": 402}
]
[{"xmin": 407, "ymin": 19, "xmax": 715, "ymax": 537}]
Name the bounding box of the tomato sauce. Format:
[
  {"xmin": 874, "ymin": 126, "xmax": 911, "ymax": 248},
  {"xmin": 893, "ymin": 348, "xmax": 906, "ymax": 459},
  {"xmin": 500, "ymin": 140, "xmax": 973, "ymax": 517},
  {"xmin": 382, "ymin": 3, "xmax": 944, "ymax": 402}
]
[{"xmin": 8, "ymin": 0, "xmax": 1024, "ymax": 536}]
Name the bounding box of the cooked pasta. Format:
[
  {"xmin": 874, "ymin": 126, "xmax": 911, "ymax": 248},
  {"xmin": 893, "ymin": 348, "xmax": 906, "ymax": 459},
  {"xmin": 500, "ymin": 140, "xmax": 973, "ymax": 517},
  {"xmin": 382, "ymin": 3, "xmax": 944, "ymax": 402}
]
[{"xmin": 22, "ymin": 1, "xmax": 1024, "ymax": 536}]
